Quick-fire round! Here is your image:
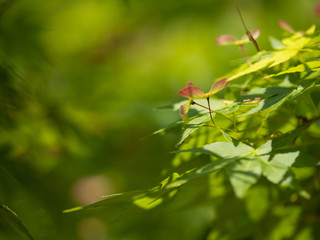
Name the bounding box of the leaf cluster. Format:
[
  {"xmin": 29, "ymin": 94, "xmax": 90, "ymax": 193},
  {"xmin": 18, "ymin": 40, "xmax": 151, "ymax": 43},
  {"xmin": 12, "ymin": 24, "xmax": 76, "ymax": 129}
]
[{"xmin": 66, "ymin": 23, "xmax": 320, "ymax": 239}]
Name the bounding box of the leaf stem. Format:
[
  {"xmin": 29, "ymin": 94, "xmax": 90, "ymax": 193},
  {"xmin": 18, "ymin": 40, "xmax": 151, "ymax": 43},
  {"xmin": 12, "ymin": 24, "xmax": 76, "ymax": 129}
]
[
  {"xmin": 236, "ymin": 7, "xmax": 260, "ymax": 52},
  {"xmin": 239, "ymin": 45, "xmax": 251, "ymax": 65},
  {"xmin": 237, "ymin": 7, "xmax": 249, "ymax": 32},
  {"xmin": 207, "ymin": 98, "xmax": 217, "ymax": 128},
  {"xmin": 192, "ymin": 100, "xmax": 213, "ymax": 112},
  {"xmin": 192, "ymin": 100, "xmax": 237, "ymax": 127}
]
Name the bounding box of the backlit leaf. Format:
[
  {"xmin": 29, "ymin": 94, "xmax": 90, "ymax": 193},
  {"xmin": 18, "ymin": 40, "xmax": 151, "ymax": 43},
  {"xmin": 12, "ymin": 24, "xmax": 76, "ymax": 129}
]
[
  {"xmin": 268, "ymin": 61, "xmax": 320, "ymax": 77},
  {"xmin": 258, "ymin": 152, "xmax": 299, "ymax": 184},
  {"xmin": 209, "ymin": 78, "xmax": 228, "ymax": 95},
  {"xmin": 179, "ymin": 82, "xmax": 205, "ymax": 98}
]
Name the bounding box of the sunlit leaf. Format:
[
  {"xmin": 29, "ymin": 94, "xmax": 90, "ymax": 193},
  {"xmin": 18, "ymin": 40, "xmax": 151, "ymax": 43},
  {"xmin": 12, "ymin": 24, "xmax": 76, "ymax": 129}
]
[
  {"xmin": 306, "ymin": 24, "xmax": 316, "ymax": 35},
  {"xmin": 268, "ymin": 61, "xmax": 320, "ymax": 77},
  {"xmin": 166, "ymin": 156, "xmax": 238, "ymax": 188},
  {"xmin": 180, "ymin": 101, "xmax": 192, "ymax": 122},
  {"xmin": 179, "ymin": 82, "xmax": 205, "ymax": 98},
  {"xmin": 176, "ymin": 113, "xmax": 211, "ymax": 146},
  {"xmin": 258, "ymin": 152, "xmax": 299, "ymax": 184},
  {"xmin": 133, "ymin": 196, "xmax": 163, "ymax": 210},
  {"xmin": 227, "ymin": 56, "xmax": 274, "ymax": 81},
  {"xmin": 209, "ymin": 78, "xmax": 228, "ymax": 95}
]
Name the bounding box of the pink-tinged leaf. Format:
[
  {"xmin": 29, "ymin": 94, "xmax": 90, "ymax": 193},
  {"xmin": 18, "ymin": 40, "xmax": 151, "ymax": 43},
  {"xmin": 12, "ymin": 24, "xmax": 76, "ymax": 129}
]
[
  {"xmin": 209, "ymin": 78, "xmax": 228, "ymax": 95},
  {"xmin": 315, "ymin": 3, "xmax": 320, "ymax": 17},
  {"xmin": 250, "ymin": 29, "xmax": 260, "ymax": 39},
  {"xmin": 180, "ymin": 102, "xmax": 191, "ymax": 122},
  {"xmin": 278, "ymin": 20, "xmax": 295, "ymax": 33},
  {"xmin": 216, "ymin": 35, "xmax": 237, "ymax": 45},
  {"xmin": 179, "ymin": 82, "xmax": 205, "ymax": 98}
]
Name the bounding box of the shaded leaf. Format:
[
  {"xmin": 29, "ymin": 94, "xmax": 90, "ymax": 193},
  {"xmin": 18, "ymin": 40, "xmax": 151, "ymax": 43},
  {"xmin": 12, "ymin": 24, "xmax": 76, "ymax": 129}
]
[
  {"xmin": 239, "ymin": 88, "xmax": 293, "ymax": 117},
  {"xmin": 228, "ymin": 158, "xmax": 262, "ymax": 198},
  {"xmin": 271, "ymin": 126, "xmax": 306, "ymax": 149},
  {"xmin": 245, "ymin": 186, "xmax": 269, "ymax": 222},
  {"xmin": 0, "ymin": 203, "xmax": 34, "ymax": 240},
  {"xmin": 293, "ymin": 152, "xmax": 320, "ymax": 168}
]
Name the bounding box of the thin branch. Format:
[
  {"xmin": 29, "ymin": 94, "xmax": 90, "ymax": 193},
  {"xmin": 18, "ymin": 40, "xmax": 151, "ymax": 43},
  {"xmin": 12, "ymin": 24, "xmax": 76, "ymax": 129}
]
[
  {"xmin": 237, "ymin": 6, "xmax": 260, "ymax": 52},
  {"xmin": 239, "ymin": 45, "xmax": 251, "ymax": 65},
  {"xmin": 207, "ymin": 98, "xmax": 217, "ymax": 128}
]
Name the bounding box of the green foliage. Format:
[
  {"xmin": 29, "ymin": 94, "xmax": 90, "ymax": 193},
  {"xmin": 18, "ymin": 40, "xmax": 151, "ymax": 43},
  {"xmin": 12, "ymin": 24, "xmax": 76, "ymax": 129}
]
[
  {"xmin": 1, "ymin": 1, "xmax": 320, "ymax": 239},
  {"xmin": 66, "ymin": 23, "xmax": 320, "ymax": 239}
]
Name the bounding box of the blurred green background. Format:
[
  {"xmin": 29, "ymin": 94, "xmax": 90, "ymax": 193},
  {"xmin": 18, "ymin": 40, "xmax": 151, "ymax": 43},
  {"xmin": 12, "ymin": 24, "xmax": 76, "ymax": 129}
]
[{"xmin": 0, "ymin": 0, "xmax": 319, "ymax": 239}]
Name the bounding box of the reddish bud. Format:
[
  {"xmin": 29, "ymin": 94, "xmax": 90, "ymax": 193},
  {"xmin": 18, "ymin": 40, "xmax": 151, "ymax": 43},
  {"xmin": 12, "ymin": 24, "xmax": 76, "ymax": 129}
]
[
  {"xmin": 278, "ymin": 20, "xmax": 295, "ymax": 33},
  {"xmin": 315, "ymin": 3, "xmax": 320, "ymax": 17},
  {"xmin": 216, "ymin": 35, "xmax": 237, "ymax": 45},
  {"xmin": 250, "ymin": 29, "xmax": 260, "ymax": 39}
]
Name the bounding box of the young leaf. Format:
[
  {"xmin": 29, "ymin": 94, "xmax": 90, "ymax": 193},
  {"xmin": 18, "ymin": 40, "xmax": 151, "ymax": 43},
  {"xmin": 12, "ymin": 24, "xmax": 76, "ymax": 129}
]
[
  {"xmin": 209, "ymin": 78, "xmax": 228, "ymax": 95},
  {"xmin": 179, "ymin": 82, "xmax": 205, "ymax": 98},
  {"xmin": 216, "ymin": 35, "xmax": 237, "ymax": 45},
  {"xmin": 278, "ymin": 20, "xmax": 295, "ymax": 33}
]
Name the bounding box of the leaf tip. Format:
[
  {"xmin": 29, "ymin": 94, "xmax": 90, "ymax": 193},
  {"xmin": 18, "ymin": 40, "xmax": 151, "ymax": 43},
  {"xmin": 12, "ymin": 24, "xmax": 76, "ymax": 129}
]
[
  {"xmin": 278, "ymin": 20, "xmax": 295, "ymax": 33},
  {"xmin": 63, "ymin": 206, "xmax": 83, "ymax": 213},
  {"xmin": 216, "ymin": 35, "xmax": 237, "ymax": 45}
]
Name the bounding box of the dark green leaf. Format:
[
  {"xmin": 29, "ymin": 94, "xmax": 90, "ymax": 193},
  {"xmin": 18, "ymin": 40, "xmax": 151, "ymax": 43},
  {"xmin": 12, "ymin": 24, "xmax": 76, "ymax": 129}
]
[
  {"xmin": 0, "ymin": 203, "xmax": 34, "ymax": 240},
  {"xmin": 239, "ymin": 88, "xmax": 293, "ymax": 117}
]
